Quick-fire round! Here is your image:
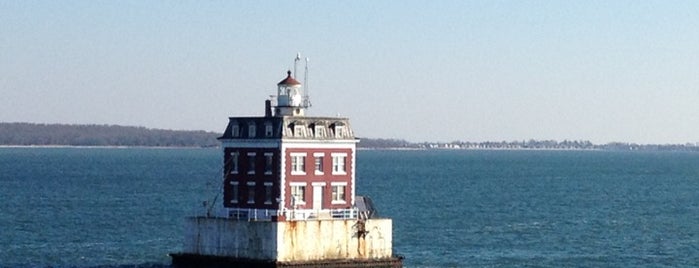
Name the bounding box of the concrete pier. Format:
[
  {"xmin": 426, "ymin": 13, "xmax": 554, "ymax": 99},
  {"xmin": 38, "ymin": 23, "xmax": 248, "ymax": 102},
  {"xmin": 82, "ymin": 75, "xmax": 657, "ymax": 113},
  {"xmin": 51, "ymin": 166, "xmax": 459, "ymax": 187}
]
[{"xmin": 171, "ymin": 217, "xmax": 401, "ymax": 267}]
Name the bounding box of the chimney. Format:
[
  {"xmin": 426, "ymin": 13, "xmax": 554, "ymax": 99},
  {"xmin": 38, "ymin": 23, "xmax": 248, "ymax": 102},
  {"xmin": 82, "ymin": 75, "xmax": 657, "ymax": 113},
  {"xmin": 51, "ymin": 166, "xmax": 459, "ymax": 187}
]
[{"xmin": 265, "ymin": 100, "xmax": 272, "ymax": 117}]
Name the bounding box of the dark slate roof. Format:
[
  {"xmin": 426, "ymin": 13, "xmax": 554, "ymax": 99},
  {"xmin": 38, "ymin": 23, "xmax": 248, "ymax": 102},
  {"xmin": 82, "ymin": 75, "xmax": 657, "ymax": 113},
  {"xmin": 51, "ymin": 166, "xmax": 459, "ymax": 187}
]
[{"xmin": 218, "ymin": 116, "xmax": 355, "ymax": 140}]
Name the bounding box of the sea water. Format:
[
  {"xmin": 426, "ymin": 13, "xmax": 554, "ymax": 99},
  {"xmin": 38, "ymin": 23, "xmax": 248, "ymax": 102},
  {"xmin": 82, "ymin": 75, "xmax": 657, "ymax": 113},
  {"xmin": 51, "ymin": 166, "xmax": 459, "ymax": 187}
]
[{"xmin": 1, "ymin": 148, "xmax": 699, "ymax": 267}]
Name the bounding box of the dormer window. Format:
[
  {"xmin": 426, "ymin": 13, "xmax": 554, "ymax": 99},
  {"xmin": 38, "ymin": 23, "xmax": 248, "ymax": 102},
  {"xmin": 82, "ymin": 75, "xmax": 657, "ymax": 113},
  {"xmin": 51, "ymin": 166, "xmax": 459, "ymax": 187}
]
[
  {"xmin": 265, "ymin": 123, "xmax": 273, "ymax": 137},
  {"xmin": 294, "ymin": 125, "xmax": 305, "ymax": 137},
  {"xmin": 231, "ymin": 124, "xmax": 240, "ymax": 137},
  {"xmin": 248, "ymin": 123, "xmax": 256, "ymax": 138},
  {"xmin": 334, "ymin": 125, "xmax": 345, "ymax": 138},
  {"xmin": 315, "ymin": 125, "xmax": 326, "ymax": 138}
]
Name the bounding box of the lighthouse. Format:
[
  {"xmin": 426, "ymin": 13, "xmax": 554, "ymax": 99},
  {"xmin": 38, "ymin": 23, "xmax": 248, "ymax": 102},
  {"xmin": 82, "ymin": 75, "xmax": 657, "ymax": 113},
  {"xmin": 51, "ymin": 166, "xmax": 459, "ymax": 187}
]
[
  {"xmin": 219, "ymin": 68, "xmax": 357, "ymax": 221},
  {"xmin": 171, "ymin": 57, "xmax": 402, "ymax": 267}
]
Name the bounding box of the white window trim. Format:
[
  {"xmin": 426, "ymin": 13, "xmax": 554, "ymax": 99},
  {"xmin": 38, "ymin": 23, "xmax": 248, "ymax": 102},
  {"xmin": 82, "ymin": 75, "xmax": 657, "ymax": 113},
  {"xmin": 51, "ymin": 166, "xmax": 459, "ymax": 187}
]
[
  {"xmin": 248, "ymin": 123, "xmax": 256, "ymax": 138},
  {"xmin": 229, "ymin": 152, "xmax": 239, "ymax": 174},
  {"xmin": 247, "ymin": 182, "xmax": 256, "ymax": 204},
  {"xmin": 294, "ymin": 125, "xmax": 306, "ymax": 137},
  {"xmin": 314, "ymin": 154, "xmax": 324, "ymax": 175},
  {"xmin": 315, "ymin": 126, "xmax": 326, "ymax": 138},
  {"xmin": 331, "ymin": 153, "xmax": 348, "ymax": 175},
  {"xmin": 265, "ymin": 123, "xmax": 273, "ymax": 137},
  {"xmin": 231, "ymin": 125, "xmax": 240, "ymax": 137},
  {"xmin": 331, "ymin": 183, "xmax": 347, "ymax": 204},
  {"xmin": 335, "ymin": 125, "xmax": 345, "ymax": 138},
  {"xmin": 264, "ymin": 152, "xmax": 273, "ymax": 175},
  {"xmin": 247, "ymin": 152, "xmax": 256, "ymax": 175},
  {"xmin": 264, "ymin": 182, "xmax": 273, "ymax": 205},
  {"xmin": 290, "ymin": 153, "xmax": 307, "ymax": 175},
  {"xmin": 290, "ymin": 182, "xmax": 307, "ymax": 205},
  {"xmin": 230, "ymin": 181, "xmax": 239, "ymax": 204}
]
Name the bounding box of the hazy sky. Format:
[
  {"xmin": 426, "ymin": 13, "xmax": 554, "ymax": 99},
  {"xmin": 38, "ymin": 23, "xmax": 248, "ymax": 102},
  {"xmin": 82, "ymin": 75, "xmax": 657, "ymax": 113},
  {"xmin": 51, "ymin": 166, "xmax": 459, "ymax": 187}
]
[{"xmin": 2, "ymin": 1, "xmax": 698, "ymax": 144}]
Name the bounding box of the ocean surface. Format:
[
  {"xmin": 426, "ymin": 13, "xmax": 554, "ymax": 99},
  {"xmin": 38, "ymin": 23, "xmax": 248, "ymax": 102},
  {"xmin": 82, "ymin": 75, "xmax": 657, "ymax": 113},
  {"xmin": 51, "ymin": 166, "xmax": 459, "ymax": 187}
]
[{"xmin": 1, "ymin": 148, "xmax": 699, "ymax": 267}]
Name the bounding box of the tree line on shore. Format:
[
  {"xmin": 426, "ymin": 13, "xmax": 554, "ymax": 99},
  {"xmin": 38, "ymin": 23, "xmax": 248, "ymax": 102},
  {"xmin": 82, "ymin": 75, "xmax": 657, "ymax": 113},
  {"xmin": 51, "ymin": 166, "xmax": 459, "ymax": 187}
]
[
  {"xmin": 0, "ymin": 122, "xmax": 219, "ymax": 147},
  {"xmin": 1, "ymin": 122, "xmax": 697, "ymax": 151},
  {"xmin": 362, "ymin": 138, "xmax": 699, "ymax": 151}
]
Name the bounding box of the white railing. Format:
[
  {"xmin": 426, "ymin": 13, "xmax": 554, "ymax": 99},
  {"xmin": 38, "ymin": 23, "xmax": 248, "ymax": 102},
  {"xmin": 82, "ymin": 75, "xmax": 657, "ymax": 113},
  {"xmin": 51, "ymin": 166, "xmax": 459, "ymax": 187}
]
[{"xmin": 220, "ymin": 208, "xmax": 359, "ymax": 221}]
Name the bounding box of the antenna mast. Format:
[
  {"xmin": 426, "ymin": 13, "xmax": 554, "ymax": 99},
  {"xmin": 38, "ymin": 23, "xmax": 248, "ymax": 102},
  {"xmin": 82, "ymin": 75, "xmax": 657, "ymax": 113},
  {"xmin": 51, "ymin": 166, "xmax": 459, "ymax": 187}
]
[
  {"xmin": 304, "ymin": 57, "xmax": 311, "ymax": 107},
  {"xmin": 293, "ymin": 52, "xmax": 301, "ymax": 78}
]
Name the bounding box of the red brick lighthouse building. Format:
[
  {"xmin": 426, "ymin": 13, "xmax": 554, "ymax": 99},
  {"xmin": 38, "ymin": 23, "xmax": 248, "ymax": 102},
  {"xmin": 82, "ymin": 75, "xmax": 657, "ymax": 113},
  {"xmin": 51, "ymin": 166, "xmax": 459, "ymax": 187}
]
[
  {"xmin": 171, "ymin": 59, "xmax": 401, "ymax": 267},
  {"xmin": 219, "ymin": 70, "xmax": 357, "ymax": 220}
]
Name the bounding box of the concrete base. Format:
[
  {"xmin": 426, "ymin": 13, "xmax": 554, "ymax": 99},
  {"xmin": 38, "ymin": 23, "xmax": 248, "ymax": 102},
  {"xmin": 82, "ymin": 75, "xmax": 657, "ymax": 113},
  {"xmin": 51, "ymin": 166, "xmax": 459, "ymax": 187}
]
[
  {"xmin": 170, "ymin": 253, "xmax": 403, "ymax": 268},
  {"xmin": 182, "ymin": 217, "xmax": 393, "ymax": 262}
]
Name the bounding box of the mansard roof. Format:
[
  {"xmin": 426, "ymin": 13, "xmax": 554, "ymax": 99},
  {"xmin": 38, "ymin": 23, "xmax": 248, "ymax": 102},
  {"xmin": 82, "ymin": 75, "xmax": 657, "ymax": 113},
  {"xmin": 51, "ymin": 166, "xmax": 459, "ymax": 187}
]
[{"xmin": 218, "ymin": 116, "xmax": 355, "ymax": 140}]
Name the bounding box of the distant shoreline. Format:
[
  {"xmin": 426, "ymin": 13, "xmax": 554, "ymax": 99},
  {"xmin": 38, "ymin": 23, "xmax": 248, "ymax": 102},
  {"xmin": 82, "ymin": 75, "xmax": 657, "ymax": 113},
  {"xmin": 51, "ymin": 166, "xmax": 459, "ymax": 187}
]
[
  {"xmin": 0, "ymin": 145, "xmax": 217, "ymax": 149},
  {"xmin": 3, "ymin": 145, "xmax": 699, "ymax": 152},
  {"xmin": 2, "ymin": 122, "xmax": 697, "ymax": 152},
  {"xmin": 357, "ymin": 147, "xmax": 602, "ymax": 151}
]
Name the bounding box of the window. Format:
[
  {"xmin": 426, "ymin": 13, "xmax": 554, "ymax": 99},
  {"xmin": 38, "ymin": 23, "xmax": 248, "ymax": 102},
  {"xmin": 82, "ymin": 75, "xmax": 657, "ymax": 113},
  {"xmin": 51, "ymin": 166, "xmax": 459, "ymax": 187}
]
[
  {"xmin": 331, "ymin": 183, "xmax": 346, "ymax": 204},
  {"xmin": 265, "ymin": 123, "xmax": 273, "ymax": 137},
  {"xmin": 229, "ymin": 152, "xmax": 239, "ymax": 174},
  {"xmin": 332, "ymin": 153, "xmax": 347, "ymax": 174},
  {"xmin": 315, "ymin": 126, "xmax": 326, "ymax": 138},
  {"xmin": 294, "ymin": 125, "xmax": 305, "ymax": 137},
  {"xmin": 230, "ymin": 181, "xmax": 239, "ymax": 204},
  {"xmin": 314, "ymin": 154, "xmax": 324, "ymax": 174},
  {"xmin": 247, "ymin": 182, "xmax": 256, "ymax": 204},
  {"xmin": 335, "ymin": 125, "xmax": 344, "ymax": 138},
  {"xmin": 290, "ymin": 183, "xmax": 306, "ymax": 205},
  {"xmin": 247, "ymin": 153, "xmax": 256, "ymax": 174},
  {"xmin": 232, "ymin": 124, "xmax": 240, "ymax": 137},
  {"xmin": 248, "ymin": 123, "xmax": 256, "ymax": 138},
  {"xmin": 264, "ymin": 153, "xmax": 273, "ymax": 175},
  {"xmin": 290, "ymin": 153, "xmax": 306, "ymax": 175},
  {"xmin": 264, "ymin": 182, "xmax": 273, "ymax": 204}
]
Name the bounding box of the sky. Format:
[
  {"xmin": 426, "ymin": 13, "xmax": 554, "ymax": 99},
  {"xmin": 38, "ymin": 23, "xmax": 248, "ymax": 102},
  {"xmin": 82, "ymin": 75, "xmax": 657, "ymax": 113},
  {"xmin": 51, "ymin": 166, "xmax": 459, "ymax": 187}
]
[{"xmin": 1, "ymin": 1, "xmax": 698, "ymax": 144}]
